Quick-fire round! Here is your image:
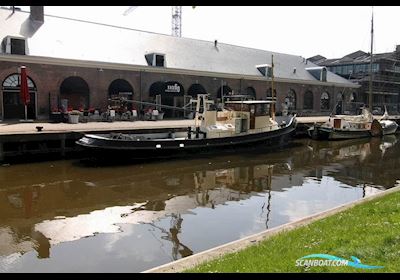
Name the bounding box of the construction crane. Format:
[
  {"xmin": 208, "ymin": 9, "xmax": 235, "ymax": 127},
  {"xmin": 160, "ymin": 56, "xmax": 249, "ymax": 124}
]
[
  {"xmin": 123, "ymin": 6, "xmax": 195, "ymax": 37},
  {"xmin": 171, "ymin": 6, "xmax": 182, "ymax": 37}
]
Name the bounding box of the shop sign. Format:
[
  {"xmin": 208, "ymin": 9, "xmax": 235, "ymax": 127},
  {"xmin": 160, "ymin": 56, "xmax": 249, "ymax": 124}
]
[{"xmin": 165, "ymin": 83, "xmax": 181, "ymax": 93}]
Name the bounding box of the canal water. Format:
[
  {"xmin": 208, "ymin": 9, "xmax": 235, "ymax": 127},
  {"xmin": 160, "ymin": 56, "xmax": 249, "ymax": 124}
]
[{"xmin": 0, "ymin": 135, "xmax": 399, "ymax": 272}]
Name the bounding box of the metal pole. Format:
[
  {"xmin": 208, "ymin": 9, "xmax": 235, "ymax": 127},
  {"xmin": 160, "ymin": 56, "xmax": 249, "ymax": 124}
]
[
  {"xmin": 25, "ymin": 105, "xmax": 27, "ymax": 121},
  {"xmin": 271, "ymin": 55, "xmax": 275, "ymax": 120},
  {"xmin": 221, "ymin": 79, "xmax": 223, "ymax": 107},
  {"xmin": 369, "ymin": 9, "xmax": 374, "ymax": 110}
]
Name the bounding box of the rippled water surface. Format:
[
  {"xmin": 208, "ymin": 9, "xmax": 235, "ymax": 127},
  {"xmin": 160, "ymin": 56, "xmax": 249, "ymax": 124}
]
[{"xmin": 0, "ymin": 136, "xmax": 399, "ymax": 272}]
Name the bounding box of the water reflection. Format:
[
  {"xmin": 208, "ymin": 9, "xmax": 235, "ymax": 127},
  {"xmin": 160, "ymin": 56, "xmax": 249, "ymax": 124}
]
[{"xmin": 0, "ymin": 135, "xmax": 399, "ymax": 272}]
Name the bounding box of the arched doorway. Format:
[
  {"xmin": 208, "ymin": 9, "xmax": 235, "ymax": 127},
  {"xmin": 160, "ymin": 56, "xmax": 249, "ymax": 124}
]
[
  {"xmin": 245, "ymin": 87, "xmax": 256, "ymax": 99},
  {"xmin": 60, "ymin": 76, "xmax": 89, "ymax": 111},
  {"xmin": 187, "ymin": 83, "xmax": 206, "ymax": 97},
  {"xmin": 149, "ymin": 81, "xmax": 185, "ymax": 118},
  {"xmin": 303, "ymin": 90, "xmax": 313, "ymax": 110},
  {"xmin": 2, "ymin": 73, "xmax": 37, "ymax": 119},
  {"xmin": 108, "ymin": 79, "xmax": 134, "ymax": 110},
  {"xmin": 321, "ymin": 91, "xmax": 330, "ymax": 110}
]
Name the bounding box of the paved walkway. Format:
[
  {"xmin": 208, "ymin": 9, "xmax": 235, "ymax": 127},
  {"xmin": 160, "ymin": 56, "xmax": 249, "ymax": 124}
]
[
  {"xmin": 1, "ymin": 115, "xmax": 395, "ymax": 135},
  {"xmin": 0, "ymin": 120, "xmax": 194, "ymax": 135}
]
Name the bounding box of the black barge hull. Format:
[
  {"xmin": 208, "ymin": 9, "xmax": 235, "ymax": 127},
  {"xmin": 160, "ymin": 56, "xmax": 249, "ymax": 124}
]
[{"xmin": 76, "ymin": 118, "xmax": 297, "ymax": 160}]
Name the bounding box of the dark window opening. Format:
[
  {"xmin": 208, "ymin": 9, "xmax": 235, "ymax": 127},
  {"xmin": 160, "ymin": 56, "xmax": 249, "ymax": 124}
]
[
  {"xmin": 155, "ymin": 55, "xmax": 165, "ymax": 67},
  {"xmin": 145, "ymin": 53, "xmax": 165, "ymax": 67},
  {"xmin": 256, "ymin": 64, "xmax": 272, "ymax": 77},
  {"xmin": 321, "ymin": 68, "xmax": 327, "ymax": 82},
  {"xmin": 303, "ymin": 91, "xmax": 313, "ymax": 110},
  {"xmin": 11, "ymin": 38, "xmax": 26, "ymax": 55}
]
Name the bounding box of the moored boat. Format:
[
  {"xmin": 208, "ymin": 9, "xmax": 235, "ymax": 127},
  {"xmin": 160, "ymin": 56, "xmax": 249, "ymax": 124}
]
[
  {"xmin": 307, "ymin": 108, "xmax": 376, "ymax": 140},
  {"xmin": 379, "ymin": 106, "xmax": 398, "ymax": 135},
  {"xmin": 76, "ymin": 94, "xmax": 297, "ymax": 159}
]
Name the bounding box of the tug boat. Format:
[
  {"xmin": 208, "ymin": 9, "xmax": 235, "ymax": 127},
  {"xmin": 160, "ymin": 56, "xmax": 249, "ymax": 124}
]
[{"xmin": 76, "ymin": 94, "xmax": 297, "ymax": 159}]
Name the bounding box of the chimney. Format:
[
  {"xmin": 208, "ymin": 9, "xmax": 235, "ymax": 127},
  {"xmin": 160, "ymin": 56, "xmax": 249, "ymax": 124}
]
[
  {"xmin": 214, "ymin": 40, "xmax": 218, "ymax": 47},
  {"xmin": 30, "ymin": 6, "xmax": 44, "ymax": 22},
  {"xmin": 396, "ymin": 45, "xmax": 400, "ymax": 53}
]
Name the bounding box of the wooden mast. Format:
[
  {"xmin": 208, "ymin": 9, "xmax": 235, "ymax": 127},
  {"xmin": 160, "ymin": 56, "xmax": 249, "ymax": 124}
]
[{"xmin": 368, "ymin": 8, "xmax": 374, "ymax": 110}]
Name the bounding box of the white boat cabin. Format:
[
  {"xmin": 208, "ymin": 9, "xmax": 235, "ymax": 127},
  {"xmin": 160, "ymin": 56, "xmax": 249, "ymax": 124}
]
[
  {"xmin": 193, "ymin": 94, "xmax": 279, "ymax": 139},
  {"xmin": 322, "ymin": 108, "xmax": 373, "ymax": 131}
]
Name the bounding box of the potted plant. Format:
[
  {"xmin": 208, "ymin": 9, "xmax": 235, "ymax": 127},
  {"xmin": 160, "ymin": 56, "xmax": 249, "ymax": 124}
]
[
  {"xmin": 157, "ymin": 110, "xmax": 165, "ymax": 120},
  {"xmin": 68, "ymin": 110, "xmax": 81, "ymax": 124}
]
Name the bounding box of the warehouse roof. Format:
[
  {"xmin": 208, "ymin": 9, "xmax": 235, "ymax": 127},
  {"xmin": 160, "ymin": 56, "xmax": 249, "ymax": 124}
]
[{"xmin": 0, "ymin": 7, "xmax": 357, "ymax": 87}]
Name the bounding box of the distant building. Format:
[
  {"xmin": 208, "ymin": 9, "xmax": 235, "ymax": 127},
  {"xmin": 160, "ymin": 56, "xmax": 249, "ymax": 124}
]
[
  {"xmin": 309, "ymin": 46, "xmax": 400, "ymax": 114},
  {"xmin": 0, "ymin": 6, "xmax": 358, "ymax": 120}
]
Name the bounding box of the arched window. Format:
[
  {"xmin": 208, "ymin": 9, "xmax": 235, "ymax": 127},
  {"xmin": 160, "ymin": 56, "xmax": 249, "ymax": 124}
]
[
  {"xmin": 285, "ymin": 89, "xmax": 296, "ymax": 110},
  {"xmin": 321, "ymin": 92, "xmax": 330, "ymax": 110},
  {"xmin": 303, "ymin": 90, "xmax": 313, "ymax": 110},
  {"xmin": 245, "ymin": 86, "xmax": 256, "ymax": 99},
  {"xmin": 2, "ymin": 73, "xmax": 37, "ymax": 119},
  {"xmin": 3, "ymin": 74, "xmax": 36, "ymax": 89}
]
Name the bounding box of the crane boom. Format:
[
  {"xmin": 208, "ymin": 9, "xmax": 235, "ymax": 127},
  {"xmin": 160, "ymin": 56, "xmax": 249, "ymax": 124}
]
[{"xmin": 123, "ymin": 6, "xmax": 138, "ymax": 16}]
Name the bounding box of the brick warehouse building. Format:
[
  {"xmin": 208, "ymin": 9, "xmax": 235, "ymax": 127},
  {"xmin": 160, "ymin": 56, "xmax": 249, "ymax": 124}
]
[{"xmin": 0, "ymin": 6, "xmax": 358, "ymax": 120}]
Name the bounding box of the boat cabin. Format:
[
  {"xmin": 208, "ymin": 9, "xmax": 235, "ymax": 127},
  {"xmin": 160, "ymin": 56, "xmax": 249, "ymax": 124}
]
[
  {"xmin": 193, "ymin": 94, "xmax": 278, "ymax": 139},
  {"xmin": 224, "ymin": 100, "xmax": 274, "ymax": 130}
]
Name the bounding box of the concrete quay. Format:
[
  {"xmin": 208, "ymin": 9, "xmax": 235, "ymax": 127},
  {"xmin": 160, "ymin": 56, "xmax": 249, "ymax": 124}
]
[{"xmin": 0, "ymin": 115, "xmax": 398, "ymax": 162}]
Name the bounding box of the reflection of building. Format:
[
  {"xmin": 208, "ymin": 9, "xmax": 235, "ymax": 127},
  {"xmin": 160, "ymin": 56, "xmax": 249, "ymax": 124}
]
[
  {"xmin": 0, "ymin": 6, "xmax": 357, "ymax": 120},
  {"xmin": 2, "ymin": 136, "xmax": 400, "ymax": 263},
  {"xmin": 309, "ymin": 46, "xmax": 400, "ymax": 114}
]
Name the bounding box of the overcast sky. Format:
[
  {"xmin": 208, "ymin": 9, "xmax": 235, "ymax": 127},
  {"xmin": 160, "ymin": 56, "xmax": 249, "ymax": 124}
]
[{"xmin": 17, "ymin": 6, "xmax": 400, "ymax": 59}]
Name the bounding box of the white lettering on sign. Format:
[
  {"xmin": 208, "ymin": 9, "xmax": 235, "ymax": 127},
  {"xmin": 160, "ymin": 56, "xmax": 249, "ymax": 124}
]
[{"xmin": 165, "ymin": 83, "xmax": 180, "ymax": 93}]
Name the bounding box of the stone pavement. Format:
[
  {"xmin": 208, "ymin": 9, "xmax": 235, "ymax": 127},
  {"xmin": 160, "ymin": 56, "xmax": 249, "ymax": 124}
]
[
  {"xmin": 5, "ymin": 115, "xmax": 391, "ymax": 136},
  {"xmin": 0, "ymin": 119, "xmax": 195, "ymax": 135}
]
